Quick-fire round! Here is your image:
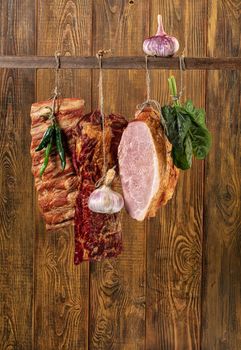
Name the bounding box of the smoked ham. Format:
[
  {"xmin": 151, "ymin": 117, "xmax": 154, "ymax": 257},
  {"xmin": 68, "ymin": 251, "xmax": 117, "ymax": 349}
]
[
  {"xmin": 30, "ymin": 98, "xmax": 84, "ymax": 230},
  {"xmin": 72, "ymin": 111, "xmax": 128, "ymax": 263},
  {"xmin": 118, "ymin": 106, "xmax": 179, "ymax": 221}
]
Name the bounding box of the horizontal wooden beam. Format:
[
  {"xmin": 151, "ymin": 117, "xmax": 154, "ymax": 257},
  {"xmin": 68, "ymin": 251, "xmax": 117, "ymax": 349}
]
[{"xmin": 0, "ymin": 56, "xmax": 240, "ymax": 70}]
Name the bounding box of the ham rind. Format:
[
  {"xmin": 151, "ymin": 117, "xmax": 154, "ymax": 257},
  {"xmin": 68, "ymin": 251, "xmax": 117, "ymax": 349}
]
[
  {"xmin": 73, "ymin": 111, "xmax": 128, "ymax": 264},
  {"xmin": 30, "ymin": 98, "xmax": 84, "ymax": 230},
  {"xmin": 118, "ymin": 106, "xmax": 179, "ymax": 221}
]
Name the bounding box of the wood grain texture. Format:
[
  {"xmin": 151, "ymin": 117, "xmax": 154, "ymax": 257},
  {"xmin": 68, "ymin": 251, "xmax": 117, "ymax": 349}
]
[
  {"xmin": 146, "ymin": 1, "xmax": 207, "ymax": 349},
  {"xmin": 0, "ymin": 0, "xmax": 35, "ymax": 349},
  {"xmin": 35, "ymin": 1, "xmax": 92, "ymax": 349},
  {"xmin": 0, "ymin": 1, "xmax": 240, "ymax": 349},
  {"xmin": 201, "ymin": 0, "xmax": 241, "ymax": 349},
  {"xmin": 89, "ymin": 1, "xmax": 149, "ymax": 349},
  {"xmin": 0, "ymin": 56, "xmax": 240, "ymax": 69}
]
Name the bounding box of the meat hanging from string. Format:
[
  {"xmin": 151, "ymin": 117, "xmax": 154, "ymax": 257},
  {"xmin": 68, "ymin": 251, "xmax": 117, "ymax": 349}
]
[{"xmin": 72, "ymin": 110, "xmax": 128, "ymax": 264}]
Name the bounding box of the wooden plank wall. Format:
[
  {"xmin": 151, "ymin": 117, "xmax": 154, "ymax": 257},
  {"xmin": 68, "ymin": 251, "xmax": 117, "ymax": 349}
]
[
  {"xmin": 0, "ymin": 1, "xmax": 240, "ymax": 349},
  {"xmin": 146, "ymin": 1, "xmax": 207, "ymax": 349},
  {"xmin": 201, "ymin": 1, "xmax": 241, "ymax": 349},
  {"xmin": 0, "ymin": 1, "xmax": 36, "ymax": 349},
  {"xmin": 35, "ymin": 2, "xmax": 92, "ymax": 349}
]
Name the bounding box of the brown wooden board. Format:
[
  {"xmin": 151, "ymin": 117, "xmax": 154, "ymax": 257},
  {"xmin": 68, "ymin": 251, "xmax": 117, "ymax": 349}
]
[
  {"xmin": 201, "ymin": 0, "xmax": 241, "ymax": 349},
  {"xmin": 0, "ymin": 56, "xmax": 240, "ymax": 70},
  {"xmin": 0, "ymin": 1, "xmax": 240, "ymax": 349},
  {"xmin": 0, "ymin": 1, "xmax": 36, "ymax": 349},
  {"xmin": 89, "ymin": 0, "xmax": 149, "ymax": 349},
  {"xmin": 34, "ymin": 1, "xmax": 92, "ymax": 349},
  {"xmin": 146, "ymin": 1, "xmax": 207, "ymax": 349}
]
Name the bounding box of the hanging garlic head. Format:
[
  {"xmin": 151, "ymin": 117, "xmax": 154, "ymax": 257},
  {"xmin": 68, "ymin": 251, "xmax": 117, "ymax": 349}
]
[
  {"xmin": 88, "ymin": 168, "xmax": 124, "ymax": 214},
  {"xmin": 143, "ymin": 14, "xmax": 179, "ymax": 57}
]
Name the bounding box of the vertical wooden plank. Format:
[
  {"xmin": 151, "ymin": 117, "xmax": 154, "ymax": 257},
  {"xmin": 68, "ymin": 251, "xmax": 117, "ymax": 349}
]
[
  {"xmin": 89, "ymin": 1, "xmax": 149, "ymax": 349},
  {"xmin": 201, "ymin": 1, "xmax": 241, "ymax": 349},
  {"xmin": 0, "ymin": 0, "xmax": 35, "ymax": 349},
  {"xmin": 35, "ymin": 1, "xmax": 92, "ymax": 349},
  {"xmin": 146, "ymin": 1, "xmax": 207, "ymax": 349}
]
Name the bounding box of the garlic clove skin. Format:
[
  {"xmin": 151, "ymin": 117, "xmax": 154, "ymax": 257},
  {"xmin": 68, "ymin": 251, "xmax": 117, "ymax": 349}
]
[
  {"xmin": 88, "ymin": 185, "xmax": 124, "ymax": 214},
  {"xmin": 143, "ymin": 36, "xmax": 179, "ymax": 57},
  {"xmin": 143, "ymin": 14, "xmax": 179, "ymax": 57}
]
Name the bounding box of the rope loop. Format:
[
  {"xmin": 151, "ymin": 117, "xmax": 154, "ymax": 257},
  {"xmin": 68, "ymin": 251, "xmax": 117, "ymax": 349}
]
[{"xmin": 136, "ymin": 55, "xmax": 168, "ymax": 135}]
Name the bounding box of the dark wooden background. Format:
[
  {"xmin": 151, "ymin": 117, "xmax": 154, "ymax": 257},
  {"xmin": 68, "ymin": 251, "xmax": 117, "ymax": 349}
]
[{"xmin": 0, "ymin": 0, "xmax": 240, "ymax": 349}]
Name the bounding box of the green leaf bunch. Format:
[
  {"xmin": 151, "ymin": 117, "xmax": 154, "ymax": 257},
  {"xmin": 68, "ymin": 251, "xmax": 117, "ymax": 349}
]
[{"xmin": 161, "ymin": 76, "xmax": 211, "ymax": 170}]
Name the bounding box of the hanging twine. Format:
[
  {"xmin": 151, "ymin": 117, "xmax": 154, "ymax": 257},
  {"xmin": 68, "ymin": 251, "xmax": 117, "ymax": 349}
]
[
  {"xmin": 54, "ymin": 51, "xmax": 61, "ymax": 95},
  {"xmin": 171, "ymin": 49, "xmax": 186, "ymax": 102},
  {"xmin": 145, "ymin": 55, "xmax": 151, "ymax": 101},
  {"xmin": 51, "ymin": 51, "xmax": 61, "ymax": 117},
  {"xmin": 95, "ymin": 49, "xmax": 111, "ymax": 188},
  {"xmin": 39, "ymin": 51, "xmax": 61, "ymax": 123},
  {"xmin": 179, "ymin": 49, "xmax": 186, "ymax": 99},
  {"xmin": 136, "ymin": 55, "xmax": 168, "ymax": 134}
]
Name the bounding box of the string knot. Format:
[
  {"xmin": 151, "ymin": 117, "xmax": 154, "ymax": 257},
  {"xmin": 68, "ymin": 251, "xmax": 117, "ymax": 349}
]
[
  {"xmin": 172, "ymin": 95, "xmax": 180, "ymax": 101},
  {"xmin": 96, "ymin": 49, "xmax": 112, "ymax": 58}
]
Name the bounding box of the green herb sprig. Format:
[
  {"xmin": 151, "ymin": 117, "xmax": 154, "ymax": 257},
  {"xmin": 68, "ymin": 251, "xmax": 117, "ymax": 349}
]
[
  {"xmin": 161, "ymin": 76, "xmax": 211, "ymax": 170},
  {"xmin": 35, "ymin": 108, "xmax": 66, "ymax": 177}
]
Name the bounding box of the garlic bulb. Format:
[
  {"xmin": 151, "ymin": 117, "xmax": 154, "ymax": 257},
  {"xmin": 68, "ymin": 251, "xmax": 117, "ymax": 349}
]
[
  {"xmin": 88, "ymin": 185, "xmax": 124, "ymax": 214},
  {"xmin": 143, "ymin": 14, "xmax": 179, "ymax": 57},
  {"xmin": 88, "ymin": 168, "xmax": 124, "ymax": 214}
]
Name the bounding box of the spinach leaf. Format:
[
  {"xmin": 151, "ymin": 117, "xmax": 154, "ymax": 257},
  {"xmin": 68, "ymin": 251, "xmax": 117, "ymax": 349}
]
[
  {"xmin": 161, "ymin": 105, "xmax": 177, "ymax": 142},
  {"xmin": 161, "ymin": 106, "xmax": 191, "ymax": 149},
  {"xmin": 162, "ymin": 105, "xmax": 192, "ymax": 169},
  {"xmin": 183, "ymin": 100, "xmax": 206, "ymax": 127},
  {"xmin": 189, "ymin": 108, "xmax": 206, "ymax": 128},
  {"xmin": 193, "ymin": 108, "xmax": 206, "ymax": 127},
  {"xmin": 184, "ymin": 100, "xmax": 195, "ymax": 113},
  {"xmin": 176, "ymin": 110, "xmax": 191, "ymax": 142},
  {"xmin": 189, "ymin": 124, "xmax": 212, "ymax": 159},
  {"xmin": 172, "ymin": 135, "xmax": 193, "ymax": 170}
]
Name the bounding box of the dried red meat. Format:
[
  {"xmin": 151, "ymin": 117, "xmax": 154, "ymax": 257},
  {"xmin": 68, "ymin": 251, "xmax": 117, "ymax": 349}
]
[{"xmin": 73, "ymin": 110, "xmax": 128, "ymax": 264}]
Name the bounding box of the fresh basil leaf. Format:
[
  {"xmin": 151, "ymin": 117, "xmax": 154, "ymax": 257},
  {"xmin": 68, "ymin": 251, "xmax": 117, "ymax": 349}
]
[
  {"xmin": 172, "ymin": 135, "xmax": 193, "ymax": 170},
  {"xmin": 189, "ymin": 124, "xmax": 212, "ymax": 159}
]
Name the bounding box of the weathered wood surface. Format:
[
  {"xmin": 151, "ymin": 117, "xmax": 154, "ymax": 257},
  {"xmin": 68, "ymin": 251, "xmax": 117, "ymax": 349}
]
[
  {"xmin": 146, "ymin": 1, "xmax": 207, "ymax": 349},
  {"xmin": 0, "ymin": 1, "xmax": 36, "ymax": 349},
  {"xmin": 0, "ymin": 1, "xmax": 240, "ymax": 350},
  {"xmin": 34, "ymin": 1, "xmax": 92, "ymax": 349},
  {"xmin": 0, "ymin": 56, "xmax": 240, "ymax": 69},
  {"xmin": 201, "ymin": 0, "xmax": 241, "ymax": 349},
  {"xmin": 89, "ymin": 1, "xmax": 148, "ymax": 349}
]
